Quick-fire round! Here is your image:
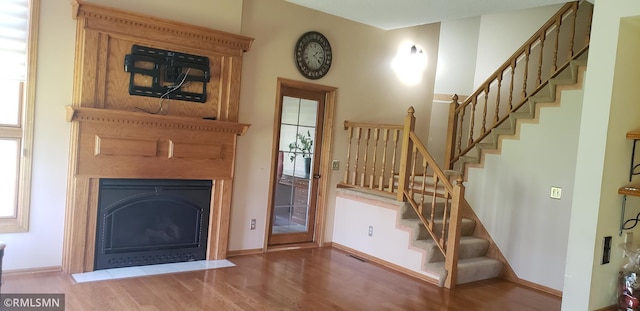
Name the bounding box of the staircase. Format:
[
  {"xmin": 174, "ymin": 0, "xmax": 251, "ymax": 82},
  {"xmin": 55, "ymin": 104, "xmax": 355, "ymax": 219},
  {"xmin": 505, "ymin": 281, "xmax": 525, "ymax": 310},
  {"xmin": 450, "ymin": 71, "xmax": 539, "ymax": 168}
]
[
  {"xmin": 457, "ymin": 51, "xmax": 588, "ymax": 176},
  {"xmin": 337, "ymin": 1, "xmax": 592, "ymax": 289},
  {"xmin": 398, "ymin": 199, "xmax": 502, "ymax": 285}
]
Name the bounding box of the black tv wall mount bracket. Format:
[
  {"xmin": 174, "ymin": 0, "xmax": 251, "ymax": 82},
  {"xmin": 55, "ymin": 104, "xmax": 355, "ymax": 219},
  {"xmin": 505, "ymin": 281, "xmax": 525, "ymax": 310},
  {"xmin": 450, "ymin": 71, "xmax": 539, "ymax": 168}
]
[{"xmin": 124, "ymin": 45, "xmax": 210, "ymax": 103}]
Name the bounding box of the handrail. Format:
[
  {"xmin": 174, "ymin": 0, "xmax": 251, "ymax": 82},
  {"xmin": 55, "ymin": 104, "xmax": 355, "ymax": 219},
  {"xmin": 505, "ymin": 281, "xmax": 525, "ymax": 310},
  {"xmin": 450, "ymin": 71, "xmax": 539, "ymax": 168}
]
[
  {"xmin": 445, "ymin": 1, "xmax": 592, "ymax": 170},
  {"xmin": 344, "ymin": 120, "xmax": 404, "ymax": 131},
  {"xmin": 341, "ymin": 107, "xmax": 465, "ymax": 288}
]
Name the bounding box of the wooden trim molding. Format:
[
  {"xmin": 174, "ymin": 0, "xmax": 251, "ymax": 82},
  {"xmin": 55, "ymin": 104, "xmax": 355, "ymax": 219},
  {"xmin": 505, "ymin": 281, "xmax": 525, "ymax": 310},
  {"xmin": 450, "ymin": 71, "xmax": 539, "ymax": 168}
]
[
  {"xmin": 510, "ymin": 276, "xmax": 562, "ymax": 297},
  {"xmin": 72, "ymin": 1, "xmax": 252, "ymax": 54},
  {"xmin": 331, "ymin": 243, "xmax": 439, "ymax": 286},
  {"xmin": 227, "ymin": 248, "xmax": 264, "ymax": 257},
  {"xmin": 66, "ymin": 106, "xmax": 250, "ymax": 135},
  {"xmin": 4, "ymin": 266, "xmax": 62, "ymax": 277}
]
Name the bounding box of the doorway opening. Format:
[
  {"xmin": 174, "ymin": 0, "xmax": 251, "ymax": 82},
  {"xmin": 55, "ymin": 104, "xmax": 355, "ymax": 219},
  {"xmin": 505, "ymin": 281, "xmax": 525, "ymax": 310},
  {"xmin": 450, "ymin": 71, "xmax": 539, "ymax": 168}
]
[{"xmin": 267, "ymin": 79, "xmax": 336, "ymax": 247}]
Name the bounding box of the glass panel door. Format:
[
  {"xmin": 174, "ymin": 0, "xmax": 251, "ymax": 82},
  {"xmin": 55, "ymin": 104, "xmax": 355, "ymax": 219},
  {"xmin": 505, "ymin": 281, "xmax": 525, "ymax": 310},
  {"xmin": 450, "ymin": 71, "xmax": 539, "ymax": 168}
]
[{"xmin": 268, "ymin": 86, "xmax": 325, "ymax": 245}]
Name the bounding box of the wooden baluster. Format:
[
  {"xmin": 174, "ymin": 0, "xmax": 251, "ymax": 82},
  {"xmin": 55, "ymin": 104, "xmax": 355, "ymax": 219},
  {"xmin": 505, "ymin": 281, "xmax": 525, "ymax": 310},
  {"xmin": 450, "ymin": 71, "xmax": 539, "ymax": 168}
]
[
  {"xmin": 552, "ymin": 15, "xmax": 561, "ymax": 73},
  {"xmin": 456, "ymin": 108, "xmax": 465, "ymax": 155},
  {"xmin": 495, "ymin": 74, "xmax": 502, "ymax": 125},
  {"xmin": 351, "ymin": 127, "xmax": 362, "ymax": 186},
  {"xmin": 440, "ymin": 181, "xmax": 449, "ymax": 248},
  {"xmin": 360, "ymin": 128, "xmax": 370, "ymax": 187},
  {"xmin": 481, "ymin": 86, "xmax": 489, "ymax": 135},
  {"xmin": 343, "ymin": 126, "xmax": 353, "ymax": 184},
  {"xmin": 369, "ymin": 128, "xmax": 379, "ymax": 189},
  {"xmin": 522, "ymin": 46, "xmax": 530, "ymax": 101},
  {"xmin": 388, "ymin": 129, "xmax": 400, "ymax": 193},
  {"xmin": 379, "ymin": 129, "xmax": 389, "ymax": 191},
  {"xmin": 409, "ymin": 145, "xmax": 418, "ymax": 198},
  {"xmin": 429, "ymin": 175, "xmax": 438, "ymax": 231},
  {"xmin": 467, "ymin": 97, "xmax": 476, "ymax": 146},
  {"xmin": 537, "ymin": 33, "xmax": 545, "ymax": 86},
  {"xmin": 568, "ymin": 3, "xmax": 578, "ymax": 59},
  {"xmin": 419, "ymin": 159, "xmax": 428, "ymax": 218},
  {"xmin": 509, "ymin": 59, "xmax": 516, "ymax": 112}
]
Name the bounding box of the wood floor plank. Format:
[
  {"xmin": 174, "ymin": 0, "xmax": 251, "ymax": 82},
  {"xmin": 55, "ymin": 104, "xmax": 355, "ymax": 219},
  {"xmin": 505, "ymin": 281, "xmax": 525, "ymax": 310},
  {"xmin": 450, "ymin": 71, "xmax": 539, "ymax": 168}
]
[{"xmin": 2, "ymin": 247, "xmax": 560, "ymax": 310}]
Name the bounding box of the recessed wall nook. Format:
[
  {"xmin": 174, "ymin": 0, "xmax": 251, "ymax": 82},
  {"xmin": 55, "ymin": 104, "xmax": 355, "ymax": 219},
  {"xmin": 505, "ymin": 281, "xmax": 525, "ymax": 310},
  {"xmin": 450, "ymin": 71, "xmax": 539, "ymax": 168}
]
[{"xmin": 63, "ymin": 0, "xmax": 253, "ymax": 273}]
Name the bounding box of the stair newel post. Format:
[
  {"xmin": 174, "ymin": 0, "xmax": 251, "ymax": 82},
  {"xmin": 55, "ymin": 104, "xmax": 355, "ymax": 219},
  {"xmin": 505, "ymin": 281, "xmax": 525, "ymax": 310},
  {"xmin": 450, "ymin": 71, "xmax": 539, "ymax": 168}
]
[
  {"xmin": 444, "ymin": 95, "xmax": 459, "ymax": 170},
  {"xmin": 444, "ymin": 176, "xmax": 465, "ymax": 289},
  {"xmin": 396, "ymin": 107, "xmax": 415, "ymax": 202}
]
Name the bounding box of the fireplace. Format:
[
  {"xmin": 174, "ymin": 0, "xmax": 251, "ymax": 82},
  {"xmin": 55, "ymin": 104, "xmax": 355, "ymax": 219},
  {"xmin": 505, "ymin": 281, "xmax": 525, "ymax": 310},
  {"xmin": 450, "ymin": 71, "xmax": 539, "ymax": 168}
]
[
  {"xmin": 94, "ymin": 179, "xmax": 212, "ymax": 270},
  {"xmin": 63, "ymin": 2, "xmax": 253, "ymax": 273}
]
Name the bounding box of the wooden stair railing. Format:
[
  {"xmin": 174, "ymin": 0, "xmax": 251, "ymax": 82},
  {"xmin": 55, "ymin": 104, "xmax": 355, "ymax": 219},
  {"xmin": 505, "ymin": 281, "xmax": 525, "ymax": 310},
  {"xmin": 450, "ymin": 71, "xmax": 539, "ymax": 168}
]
[
  {"xmin": 445, "ymin": 1, "xmax": 593, "ymax": 171},
  {"xmin": 340, "ymin": 107, "xmax": 465, "ymax": 288}
]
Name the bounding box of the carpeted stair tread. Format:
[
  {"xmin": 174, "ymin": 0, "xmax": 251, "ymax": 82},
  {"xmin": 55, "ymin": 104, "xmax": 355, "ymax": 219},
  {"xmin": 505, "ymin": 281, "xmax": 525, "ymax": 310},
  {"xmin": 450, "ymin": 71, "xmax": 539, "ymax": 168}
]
[
  {"xmin": 398, "ymin": 217, "xmax": 476, "ymax": 240},
  {"xmin": 412, "ymin": 236, "xmax": 490, "ymax": 263}
]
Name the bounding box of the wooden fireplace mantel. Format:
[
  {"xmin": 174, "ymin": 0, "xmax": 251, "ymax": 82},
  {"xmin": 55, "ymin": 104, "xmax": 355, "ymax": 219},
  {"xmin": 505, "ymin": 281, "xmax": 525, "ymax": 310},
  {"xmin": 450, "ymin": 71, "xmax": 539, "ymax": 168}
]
[
  {"xmin": 63, "ymin": 2, "xmax": 254, "ymax": 273},
  {"xmin": 65, "ymin": 106, "xmax": 250, "ymax": 135}
]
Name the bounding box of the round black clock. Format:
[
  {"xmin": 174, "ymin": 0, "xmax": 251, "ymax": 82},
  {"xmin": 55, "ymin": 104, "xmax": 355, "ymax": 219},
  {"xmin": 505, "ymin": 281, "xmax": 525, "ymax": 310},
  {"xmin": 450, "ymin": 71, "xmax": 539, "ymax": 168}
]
[{"xmin": 294, "ymin": 31, "xmax": 332, "ymax": 80}]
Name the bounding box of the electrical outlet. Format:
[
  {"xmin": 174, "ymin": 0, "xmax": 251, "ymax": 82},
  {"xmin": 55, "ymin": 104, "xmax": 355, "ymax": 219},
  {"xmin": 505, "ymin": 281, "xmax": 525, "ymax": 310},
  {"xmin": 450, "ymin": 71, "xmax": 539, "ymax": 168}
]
[
  {"xmin": 332, "ymin": 160, "xmax": 340, "ymax": 170},
  {"xmin": 368, "ymin": 225, "xmax": 373, "ymax": 237},
  {"xmin": 250, "ymin": 218, "xmax": 256, "ymax": 230},
  {"xmin": 550, "ymin": 186, "xmax": 562, "ymax": 199}
]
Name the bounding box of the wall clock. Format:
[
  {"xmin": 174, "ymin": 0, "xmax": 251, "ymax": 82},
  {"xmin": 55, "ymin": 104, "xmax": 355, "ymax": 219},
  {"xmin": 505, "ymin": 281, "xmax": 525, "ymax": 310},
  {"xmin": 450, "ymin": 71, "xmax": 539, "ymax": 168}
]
[{"xmin": 294, "ymin": 31, "xmax": 332, "ymax": 80}]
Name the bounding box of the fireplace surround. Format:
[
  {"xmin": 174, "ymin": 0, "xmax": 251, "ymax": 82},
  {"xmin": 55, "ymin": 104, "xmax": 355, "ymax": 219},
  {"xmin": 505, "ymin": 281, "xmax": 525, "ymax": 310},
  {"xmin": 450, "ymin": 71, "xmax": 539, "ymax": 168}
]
[{"xmin": 63, "ymin": 1, "xmax": 253, "ymax": 273}]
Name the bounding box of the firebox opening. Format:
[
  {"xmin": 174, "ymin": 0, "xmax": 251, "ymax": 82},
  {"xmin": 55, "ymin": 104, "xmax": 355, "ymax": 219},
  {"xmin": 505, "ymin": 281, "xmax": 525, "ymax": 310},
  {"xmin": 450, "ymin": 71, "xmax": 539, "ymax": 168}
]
[{"xmin": 94, "ymin": 178, "xmax": 212, "ymax": 270}]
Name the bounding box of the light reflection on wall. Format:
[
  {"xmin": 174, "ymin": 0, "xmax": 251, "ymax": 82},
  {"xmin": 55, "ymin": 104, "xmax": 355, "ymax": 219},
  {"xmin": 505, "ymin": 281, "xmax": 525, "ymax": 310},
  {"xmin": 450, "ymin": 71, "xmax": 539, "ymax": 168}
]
[{"xmin": 391, "ymin": 41, "xmax": 428, "ymax": 86}]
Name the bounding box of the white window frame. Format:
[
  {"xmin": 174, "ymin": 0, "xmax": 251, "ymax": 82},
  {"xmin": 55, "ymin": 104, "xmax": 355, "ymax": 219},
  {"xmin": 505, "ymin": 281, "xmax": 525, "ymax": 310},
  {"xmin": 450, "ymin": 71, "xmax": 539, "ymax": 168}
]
[{"xmin": 0, "ymin": 0, "xmax": 39, "ymax": 232}]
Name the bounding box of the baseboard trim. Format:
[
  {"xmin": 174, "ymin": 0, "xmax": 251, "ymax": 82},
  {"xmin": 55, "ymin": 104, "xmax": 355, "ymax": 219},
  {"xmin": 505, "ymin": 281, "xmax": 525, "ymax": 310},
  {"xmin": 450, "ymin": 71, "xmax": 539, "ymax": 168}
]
[
  {"xmin": 4, "ymin": 266, "xmax": 62, "ymax": 276},
  {"xmin": 510, "ymin": 276, "xmax": 562, "ymax": 297},
  {"xmin": 331, "ymin": 243, "xmax": 439, "ymax": 286},
  {"xmin": 227, "ymin": 248, "xmax": 264, "ymax": 257},
  {"xmin": 267, "ymin": 242, "xmax": 319, "ymax": 252},
  {"xmin": 593, "ymin": 305, "xmax": 617, "ymax": 311}
]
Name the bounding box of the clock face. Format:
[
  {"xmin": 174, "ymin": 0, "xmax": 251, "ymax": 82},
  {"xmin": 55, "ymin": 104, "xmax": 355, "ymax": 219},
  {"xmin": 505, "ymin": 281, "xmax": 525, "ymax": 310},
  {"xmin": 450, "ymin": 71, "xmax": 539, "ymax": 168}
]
[{"xmin": 295, "ymin": 31, "xmax": 332, "ymax": 80}]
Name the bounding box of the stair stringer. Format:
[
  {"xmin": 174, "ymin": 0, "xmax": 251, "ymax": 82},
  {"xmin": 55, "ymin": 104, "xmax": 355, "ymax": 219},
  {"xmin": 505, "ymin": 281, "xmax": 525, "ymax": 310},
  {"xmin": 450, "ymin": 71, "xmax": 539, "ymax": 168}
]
[{"xmin": 457, "ymin": 55, "xmax": 588, "ymax": 179}]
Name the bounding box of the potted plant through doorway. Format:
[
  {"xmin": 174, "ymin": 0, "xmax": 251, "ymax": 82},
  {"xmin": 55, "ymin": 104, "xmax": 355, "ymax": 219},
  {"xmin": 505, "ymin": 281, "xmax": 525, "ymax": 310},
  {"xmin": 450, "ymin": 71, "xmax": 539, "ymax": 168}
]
[{"xmin": 288, "ymin": 130, "xmax": 313, "ymax": 177}]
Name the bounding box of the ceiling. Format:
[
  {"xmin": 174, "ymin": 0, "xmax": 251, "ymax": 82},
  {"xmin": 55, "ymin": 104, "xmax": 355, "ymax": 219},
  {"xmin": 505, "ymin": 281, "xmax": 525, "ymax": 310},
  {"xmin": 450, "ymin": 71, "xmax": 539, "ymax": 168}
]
[{"xmin": 286, "ymin": 0, "xmax": 571, "ymax": 30}]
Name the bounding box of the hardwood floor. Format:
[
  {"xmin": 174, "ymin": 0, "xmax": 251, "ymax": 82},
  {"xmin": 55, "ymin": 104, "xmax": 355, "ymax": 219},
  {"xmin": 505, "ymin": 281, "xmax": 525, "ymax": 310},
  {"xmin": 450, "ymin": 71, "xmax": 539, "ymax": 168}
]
[{"xmin": 2, "ymin": 247, "xmax": 560, "ymax": 310}]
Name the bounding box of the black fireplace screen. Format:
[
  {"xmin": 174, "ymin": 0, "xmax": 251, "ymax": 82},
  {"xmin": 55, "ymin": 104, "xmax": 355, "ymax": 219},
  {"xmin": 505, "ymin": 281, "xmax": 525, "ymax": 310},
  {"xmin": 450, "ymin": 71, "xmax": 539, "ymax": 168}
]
[{"xmin": 95, "ymin": 179, "xmax": 212, "ymax": 270}]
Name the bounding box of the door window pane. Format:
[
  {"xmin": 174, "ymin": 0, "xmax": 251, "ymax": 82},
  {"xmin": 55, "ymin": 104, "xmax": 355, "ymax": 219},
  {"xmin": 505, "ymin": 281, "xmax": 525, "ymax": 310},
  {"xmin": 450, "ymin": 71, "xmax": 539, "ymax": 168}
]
[
  {"xmin": 272, "ymin": 96, "xmax": 318, "ymax": 235},
  {"xmin": 0, "ymin": 139, "xmax": 19, "ymax": 217}
]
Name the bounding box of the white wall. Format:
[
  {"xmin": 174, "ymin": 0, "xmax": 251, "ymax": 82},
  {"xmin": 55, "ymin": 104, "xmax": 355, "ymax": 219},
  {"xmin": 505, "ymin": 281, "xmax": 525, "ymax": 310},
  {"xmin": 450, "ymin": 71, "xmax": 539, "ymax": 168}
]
[
  {"xmin": 429, "ymin": 17, "xmax": 480, "ymax": 166},
  {"xmin": 434, "ymin": 17, "xmax": 480, "ymax": 96},
  {"xmin": 562, "ymin": 2, "xmax": 640, "ymax": 309},
  {"xmin": 473, "ymin": 4, "xmax": 562, "ymax": 88},
  {"xmin": 466, "ymin": 88, "xmax": 583, "ymax": 291},
  {"xmin": 332, "ymin": 193, "xmax": 432, "ymax": 277},
  {"xmin": 0, "ymin": 0, "xmax": 74, "ymax": 271}
]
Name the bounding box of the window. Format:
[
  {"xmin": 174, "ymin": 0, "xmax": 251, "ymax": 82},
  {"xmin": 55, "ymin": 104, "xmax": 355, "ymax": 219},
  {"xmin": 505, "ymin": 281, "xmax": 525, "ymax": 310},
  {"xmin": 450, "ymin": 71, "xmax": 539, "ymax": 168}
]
[{"xmin": 0, "ymin": 0, "xmax": 39, "ymax": 232}]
